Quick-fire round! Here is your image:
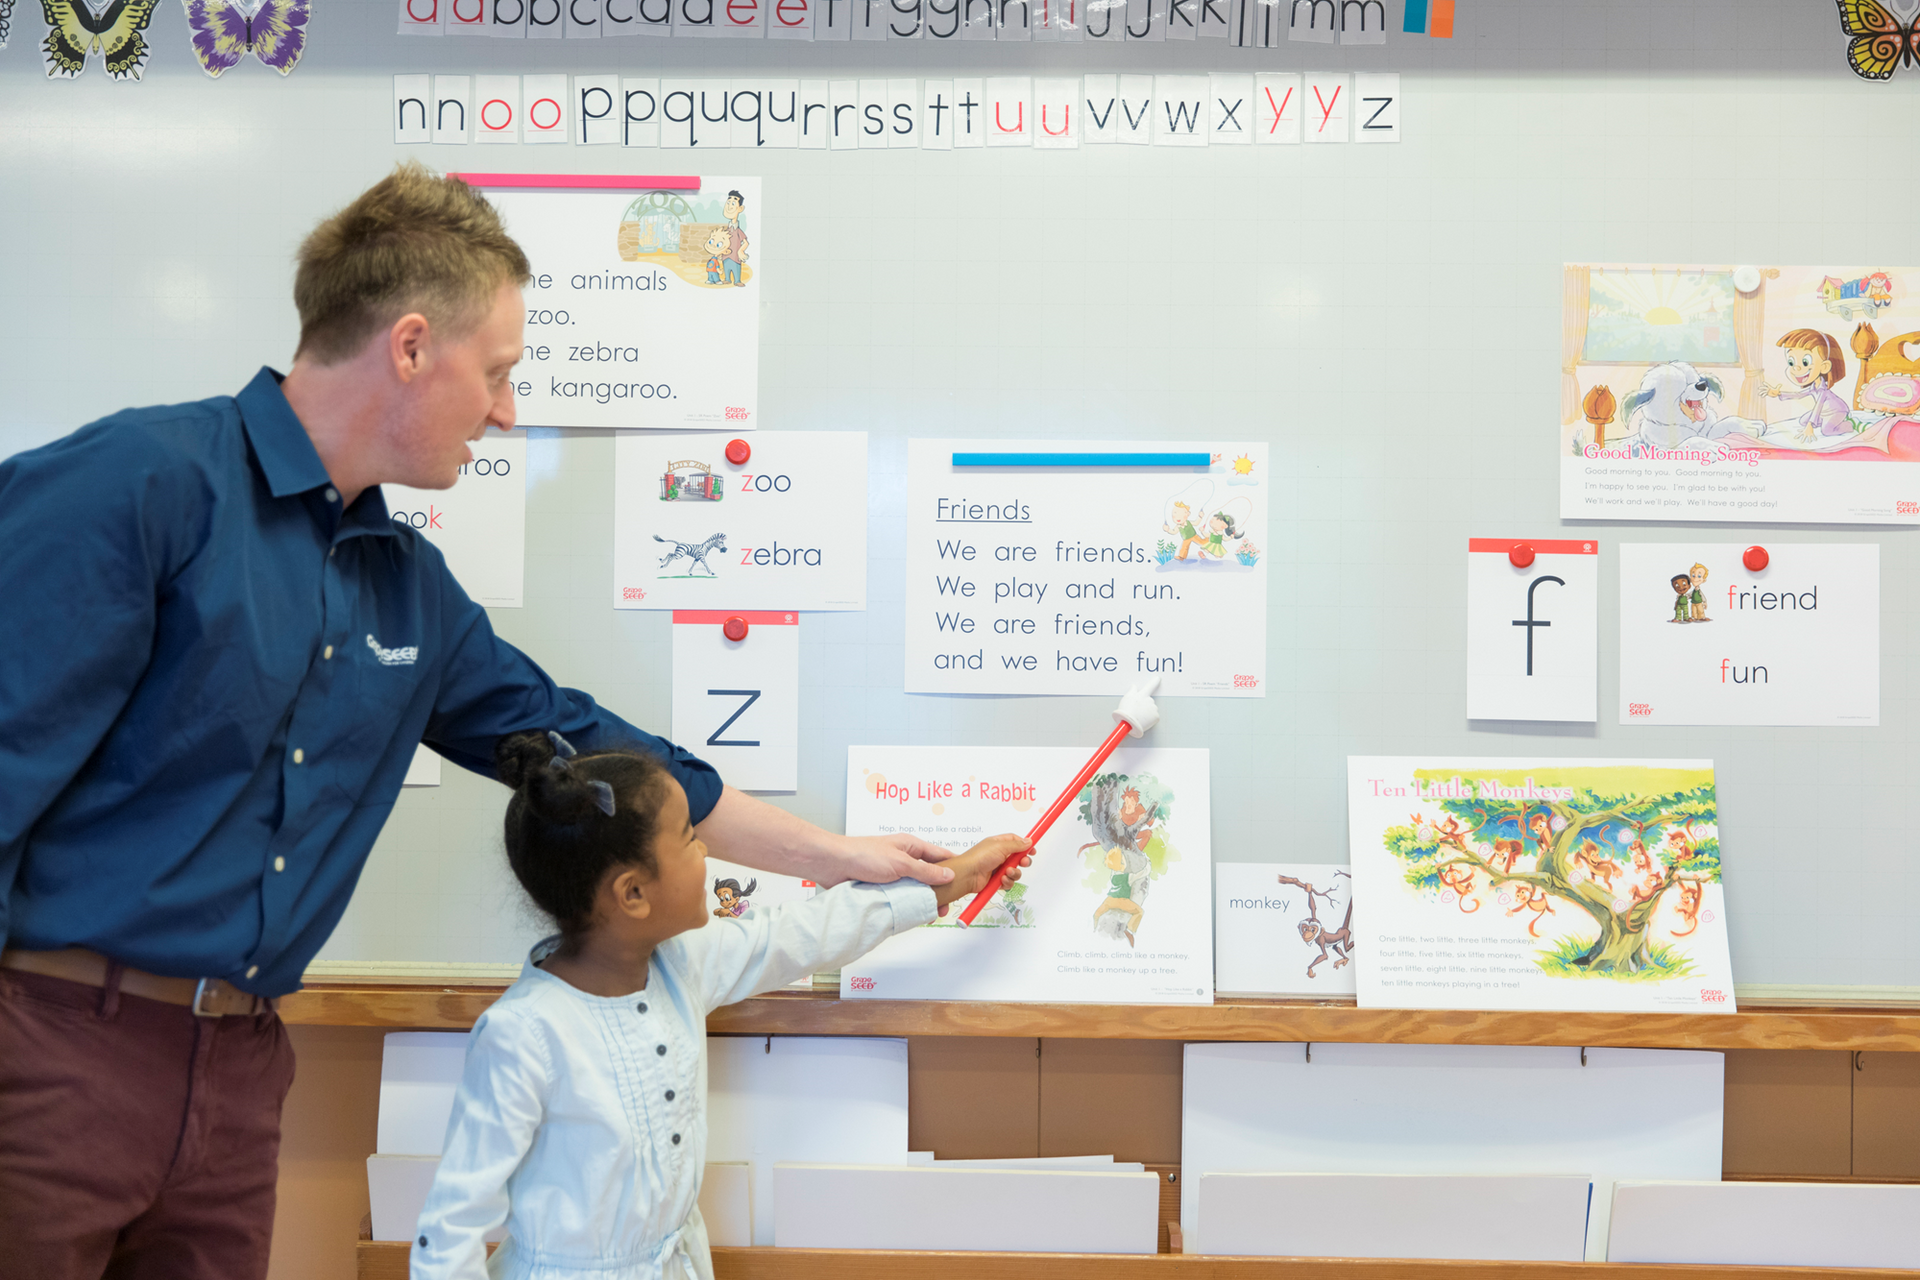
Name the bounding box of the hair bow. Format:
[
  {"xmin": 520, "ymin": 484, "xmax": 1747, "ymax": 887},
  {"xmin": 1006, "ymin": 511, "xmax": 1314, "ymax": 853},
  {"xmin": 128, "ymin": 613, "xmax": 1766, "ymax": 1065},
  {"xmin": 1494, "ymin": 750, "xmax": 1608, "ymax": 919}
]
[{"xmin": 547, "ymin": 731, "xmax": 616, "ymax": 818}]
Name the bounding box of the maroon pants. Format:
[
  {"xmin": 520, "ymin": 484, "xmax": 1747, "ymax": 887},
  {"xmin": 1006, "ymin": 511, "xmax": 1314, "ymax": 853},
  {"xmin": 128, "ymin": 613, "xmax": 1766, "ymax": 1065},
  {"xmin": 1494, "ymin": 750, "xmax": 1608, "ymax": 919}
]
[{"xmin": 0, "ymin": 967, "xmax": 296, "ymax": 1280}]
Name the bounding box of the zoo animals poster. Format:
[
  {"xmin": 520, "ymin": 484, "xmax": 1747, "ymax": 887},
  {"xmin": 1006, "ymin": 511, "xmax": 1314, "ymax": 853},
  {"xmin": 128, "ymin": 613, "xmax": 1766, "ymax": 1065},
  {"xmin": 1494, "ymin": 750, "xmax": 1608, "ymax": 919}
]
[
  {"xmin": 841, "ymin": 746, "xmax": 1213, "ymax": 1004},
  {"xmin": 1560, "ymin": 263, "xmax": 1920, "ymax": 524},
  {"xmin": 1348, "ymin": 758, "xmax": 1735, "ymax": 1014},
  {"xmin": 469, "ymin": 176, "xmax": 760, "ymax": 429}
]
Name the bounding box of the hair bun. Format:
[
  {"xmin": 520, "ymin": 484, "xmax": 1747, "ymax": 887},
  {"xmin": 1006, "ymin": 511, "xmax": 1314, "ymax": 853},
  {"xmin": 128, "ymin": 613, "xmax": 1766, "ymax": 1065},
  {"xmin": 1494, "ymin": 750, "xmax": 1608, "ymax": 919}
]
[{"xmin": 494, "ymin": 730, "xmax": 605, "ymax": 825}]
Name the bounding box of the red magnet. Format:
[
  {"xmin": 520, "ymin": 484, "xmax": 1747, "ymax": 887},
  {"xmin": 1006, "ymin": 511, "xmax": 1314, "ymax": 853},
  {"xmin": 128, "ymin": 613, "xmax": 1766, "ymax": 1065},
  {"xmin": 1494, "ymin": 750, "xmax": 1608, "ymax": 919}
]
[
  {"xmin": 1743, "ymin": 545, "xmax": 1769, "ymax": 572},
  {"xmin": 725, "ymin": 439, "xmax": 751, "ymax": 466},
  {"xmin": 1508, "ymin": 543, "xmax": 1536, "ymax": 568},
  {"xmin": 722, "ymin": 615, "xmax": 749, "ymax": 642}
]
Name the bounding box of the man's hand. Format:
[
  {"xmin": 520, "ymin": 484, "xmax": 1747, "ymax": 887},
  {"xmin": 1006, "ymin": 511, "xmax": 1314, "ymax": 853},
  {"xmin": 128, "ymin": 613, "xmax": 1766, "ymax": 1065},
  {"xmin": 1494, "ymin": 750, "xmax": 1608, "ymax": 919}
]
[
  {"xmin": 816, "ymin": 832, "xmax": 960, "ymax": 888},
  {"xmin": 932, "ymin": 833, "xmax": 1032, "ymax": 915}
]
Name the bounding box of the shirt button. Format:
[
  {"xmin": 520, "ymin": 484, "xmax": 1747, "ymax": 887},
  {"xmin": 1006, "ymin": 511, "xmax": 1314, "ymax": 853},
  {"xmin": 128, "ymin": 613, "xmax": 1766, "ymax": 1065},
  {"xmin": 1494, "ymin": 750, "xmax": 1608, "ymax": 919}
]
[
  {"xmin": 671, "ymin": 1134, "xmax": 681, "ymax": 1145},
  {"xmin": 246, "ymin": 965, "xmax": 259, "ymax": 979},
  {"xmin": 292, "ymin": 749, "xmax": 305, "ymax": 764},
  {"xmin": 323, "ymin": 645, "xmax": 333, "ymax": 660},
  {"xmin": 325, "ymin": 487, "xmax": 339, "ymax": 503},
  {"xmin": 329, "ymin": 547, "xmax": 336, "ymax": 558},
  {"xmin": 656, "ymin": 1044, "xmax": 667, "ymax": 1056},
  {"xmin": 636, "ymin": 1002, "xmax": 647, "ymax": 1014},
  {"xmin": 665, "ymin": 1090, "xmax": 675, "ymax": 1101},
  {"xmin": 274, "ymin": 856, "xmax": 286, "ymax": 873},
  {"xmin": 418, "ymin": 1235, "xmax": 429, "ymax": 1248}
]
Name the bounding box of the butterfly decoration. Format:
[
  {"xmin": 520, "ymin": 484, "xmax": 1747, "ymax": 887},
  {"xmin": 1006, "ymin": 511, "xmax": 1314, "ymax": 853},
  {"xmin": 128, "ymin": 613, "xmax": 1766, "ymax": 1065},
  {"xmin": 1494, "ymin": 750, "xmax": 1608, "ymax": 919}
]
[
  {"xmin": 181, "ymin": 0, "xmax": 309, "ymax": 78},
  {"xmin": 1835, "ymin": 0, "xmax": 1920, "ymax": 80},
  {"xmin": 40, "ymin": 0, "xmax": 159, "ymax": 80}
]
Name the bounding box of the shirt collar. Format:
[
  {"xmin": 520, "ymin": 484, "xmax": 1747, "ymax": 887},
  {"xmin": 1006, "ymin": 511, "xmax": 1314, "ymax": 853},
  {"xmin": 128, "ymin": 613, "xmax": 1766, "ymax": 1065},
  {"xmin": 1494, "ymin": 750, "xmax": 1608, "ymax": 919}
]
[
  {"xmin": 237, "ymin": 367, "xmax": 333, "ymax": 500},
  {"xmin": 238, "ymin": 366, "xmax": 400, "ymax": 541}
]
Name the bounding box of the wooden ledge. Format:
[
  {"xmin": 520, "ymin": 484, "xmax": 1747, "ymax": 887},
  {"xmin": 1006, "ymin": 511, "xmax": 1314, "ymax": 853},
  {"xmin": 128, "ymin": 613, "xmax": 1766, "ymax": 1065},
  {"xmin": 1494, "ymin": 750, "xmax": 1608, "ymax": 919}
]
[
  {"xmin": 283, "ymin": 984, "xmax": 1920, "ymax": 1052},
  {"xmin": 354, "ymin": 1241, "xmax": 1916, "ymax": 1279}
]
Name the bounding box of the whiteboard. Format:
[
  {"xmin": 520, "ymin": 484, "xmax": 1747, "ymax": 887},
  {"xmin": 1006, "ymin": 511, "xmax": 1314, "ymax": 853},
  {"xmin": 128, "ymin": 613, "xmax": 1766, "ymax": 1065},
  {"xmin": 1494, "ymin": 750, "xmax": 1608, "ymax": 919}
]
[{"xmin": 3, "ymin": 0, "xmax": 1915, "ymax": 997}]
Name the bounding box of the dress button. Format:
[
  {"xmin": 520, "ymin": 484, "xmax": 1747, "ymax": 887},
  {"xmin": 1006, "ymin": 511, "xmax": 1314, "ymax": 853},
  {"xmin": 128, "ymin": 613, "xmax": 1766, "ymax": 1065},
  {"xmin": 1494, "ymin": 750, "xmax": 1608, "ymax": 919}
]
[
  {"xmin": 656, "ymin": 1044, "xmax": 667, "ymax": 1056},
  {"xmin": 323, "ymin": 645, "xmax": 333, "ymax": 660},
  {"xmin": 246, "ymin": 965, "xmax": 259, "ymax": 979},
  {"xmin": 274, "ymin": 857, "xmax": 286, "ymax": 873},
  {"xmin": 636, "ymin": 1002, "xmax": 647, "ymax": 1013},
  {"xmin": 325, "ymin": 488, "xmax": 339, "ymax": 503},
  {"xmin": 671, "ymin": 1133, "xmax": 681, "ymax": 1145},
  {"xmin": 418, "ymin": 1235, "xmax": 428, "ymax": 1248},
  {"xmin": 292, "ymin": 748, "xmax": 305, "ymax": 764},
  {"xmin": 665, "ymin": 1090, "xmax": 675, "ymax": 1101}
]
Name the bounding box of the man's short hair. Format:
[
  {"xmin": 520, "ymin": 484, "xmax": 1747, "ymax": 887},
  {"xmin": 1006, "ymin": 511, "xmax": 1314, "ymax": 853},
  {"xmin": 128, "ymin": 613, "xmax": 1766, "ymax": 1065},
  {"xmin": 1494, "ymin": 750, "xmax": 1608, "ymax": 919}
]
[
  {"xmin": 293, "ymin": 162, "xmax": 532, "ymax": 365},
  {"xmin": 726, "ymin": 189, "xmax": 745, "ymax": 207}
]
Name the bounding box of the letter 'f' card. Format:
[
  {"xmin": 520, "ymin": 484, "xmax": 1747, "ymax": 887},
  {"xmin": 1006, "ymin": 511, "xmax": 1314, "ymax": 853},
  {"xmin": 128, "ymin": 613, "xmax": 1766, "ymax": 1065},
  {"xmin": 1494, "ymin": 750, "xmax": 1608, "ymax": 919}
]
[{"xmin": 1465, "ymin": 539, "xmax": 1598, "ymax": 723}]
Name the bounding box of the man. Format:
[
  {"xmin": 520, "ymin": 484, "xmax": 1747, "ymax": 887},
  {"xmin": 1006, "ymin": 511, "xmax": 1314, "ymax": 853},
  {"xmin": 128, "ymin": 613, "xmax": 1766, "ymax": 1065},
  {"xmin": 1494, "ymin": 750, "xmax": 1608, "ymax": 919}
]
[
  {"xmin": 0, "ymin": 164, "xmax": 973, "ymax": 1279},
  {"xmin": 721, "ymin": 188, "xmax": 749, "ymax": 287}
]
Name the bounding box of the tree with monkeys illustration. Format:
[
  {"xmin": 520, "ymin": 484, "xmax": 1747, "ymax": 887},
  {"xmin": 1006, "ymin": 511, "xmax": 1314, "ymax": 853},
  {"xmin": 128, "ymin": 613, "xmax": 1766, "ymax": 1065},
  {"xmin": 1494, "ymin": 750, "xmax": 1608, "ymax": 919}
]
[{"xmin": 1382, "ymin": 772, "xmax": 1720, "ymax": 979}]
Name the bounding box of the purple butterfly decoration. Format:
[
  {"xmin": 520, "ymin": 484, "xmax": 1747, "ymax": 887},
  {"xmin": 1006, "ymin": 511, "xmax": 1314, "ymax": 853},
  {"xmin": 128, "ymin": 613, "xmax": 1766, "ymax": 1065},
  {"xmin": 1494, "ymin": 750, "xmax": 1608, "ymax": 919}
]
[{"xmin": 181, "ymin": 0, "xmax": 307, "ymax": 77}]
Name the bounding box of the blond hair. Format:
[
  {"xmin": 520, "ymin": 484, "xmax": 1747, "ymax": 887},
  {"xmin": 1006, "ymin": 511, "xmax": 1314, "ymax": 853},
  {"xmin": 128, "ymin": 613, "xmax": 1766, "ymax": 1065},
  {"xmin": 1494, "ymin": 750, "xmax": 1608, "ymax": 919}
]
[{"xmin": 293, "ymin": 162, "xmax": 531, "ymax": 365}]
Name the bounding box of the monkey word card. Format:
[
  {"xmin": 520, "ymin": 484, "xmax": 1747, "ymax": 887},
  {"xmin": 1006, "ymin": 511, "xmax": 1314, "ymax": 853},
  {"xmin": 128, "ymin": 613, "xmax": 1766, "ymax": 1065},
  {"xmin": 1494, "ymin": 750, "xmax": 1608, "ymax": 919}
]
[
  {"xmin": 903, "ymin": 441, "xmax": 1268, "ymax": 697},
  {"xmin": 842, "ymin": 745, "xmax": 1214, "ymax": 1005},
  {"xmin": 1348, "ymin": 758, "xmax": 1736, "ymax": 1015},
  {"xmin": 463, "ymin": 176, "xmax": 760, "ymax": 430},
  {"xmin": 1558, "ymin": 263, "xmax": 1920, "ymax": 525},
  {"xmin": 1617, "ymin": 543, "xmax": 1878, "ymax": 727},
  {"xmin": 1214, "ymin": 863, "xmax": 1357, "ymax": 998},
  {"xmin": 611, "ymin": 431, "xmax": 866, "ymax": 611},
  {"xmin": 671, "ymin": 611, "xmax": 798, "ymax": 792},
  {"xmin": 385, "ymin": 433, "xmax": 527, "ymax": 609},
  {"xmin": 1466, "ymin": 538, "xmax": 1598, "ymax": 722}
]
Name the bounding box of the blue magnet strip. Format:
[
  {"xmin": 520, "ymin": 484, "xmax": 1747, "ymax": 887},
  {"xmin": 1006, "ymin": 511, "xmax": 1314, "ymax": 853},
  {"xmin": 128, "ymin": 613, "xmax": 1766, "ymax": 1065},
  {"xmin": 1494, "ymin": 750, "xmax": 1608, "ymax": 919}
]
[{"xmin": 951, "ymin": 452, "xmax": 1212, "ymax": 467}]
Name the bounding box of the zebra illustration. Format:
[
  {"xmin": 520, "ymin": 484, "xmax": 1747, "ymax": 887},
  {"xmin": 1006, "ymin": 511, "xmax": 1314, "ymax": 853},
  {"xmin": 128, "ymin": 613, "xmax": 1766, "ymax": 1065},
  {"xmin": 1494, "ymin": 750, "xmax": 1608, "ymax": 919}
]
[{"xmin": 655, "ymin": 532, "xmax": 727, "ymax": 577}]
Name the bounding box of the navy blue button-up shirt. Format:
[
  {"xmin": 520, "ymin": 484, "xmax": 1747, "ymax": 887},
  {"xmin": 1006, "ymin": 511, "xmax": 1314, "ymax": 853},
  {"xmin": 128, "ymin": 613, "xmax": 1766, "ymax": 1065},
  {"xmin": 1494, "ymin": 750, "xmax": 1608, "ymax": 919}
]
[{"xmin": 0, "ymin": 368, "xmax": 721, "ymax": 996}]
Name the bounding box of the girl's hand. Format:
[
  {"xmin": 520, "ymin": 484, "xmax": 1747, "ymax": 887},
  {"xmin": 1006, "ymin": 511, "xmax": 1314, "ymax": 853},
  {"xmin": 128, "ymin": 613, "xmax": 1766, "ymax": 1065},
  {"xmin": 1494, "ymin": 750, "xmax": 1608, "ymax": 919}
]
[{"xmin": 933, "ymin": 833, "xmax": 1032, "ymax": 913}]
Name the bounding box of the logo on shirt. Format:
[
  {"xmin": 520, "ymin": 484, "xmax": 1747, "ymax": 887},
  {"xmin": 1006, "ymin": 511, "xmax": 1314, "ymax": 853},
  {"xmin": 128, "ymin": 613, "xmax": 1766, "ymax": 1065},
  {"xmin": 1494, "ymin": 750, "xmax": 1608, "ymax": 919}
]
[{"xmin": 367, "ymin": 634, "xmax": 419, "ymax": 666}]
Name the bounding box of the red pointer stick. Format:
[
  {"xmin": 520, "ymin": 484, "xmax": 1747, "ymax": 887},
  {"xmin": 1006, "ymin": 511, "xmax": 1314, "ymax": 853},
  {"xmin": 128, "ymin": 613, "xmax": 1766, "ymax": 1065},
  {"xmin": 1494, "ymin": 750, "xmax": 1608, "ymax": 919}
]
[{"xmin": 956, "ymin": 720, "xmax": 1137, "ymax": 928}]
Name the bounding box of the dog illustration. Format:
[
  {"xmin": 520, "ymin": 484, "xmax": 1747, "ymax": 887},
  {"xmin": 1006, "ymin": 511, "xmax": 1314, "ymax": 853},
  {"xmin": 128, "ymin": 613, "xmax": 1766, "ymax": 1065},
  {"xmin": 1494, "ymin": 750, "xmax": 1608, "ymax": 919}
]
[
  {"xmin": 1618, "ymin": 361, "xmax": 1754, "ymax": 449},
  {"xmin": 655, "ymin": 532, "xmax": 727, "ymax": 577}
]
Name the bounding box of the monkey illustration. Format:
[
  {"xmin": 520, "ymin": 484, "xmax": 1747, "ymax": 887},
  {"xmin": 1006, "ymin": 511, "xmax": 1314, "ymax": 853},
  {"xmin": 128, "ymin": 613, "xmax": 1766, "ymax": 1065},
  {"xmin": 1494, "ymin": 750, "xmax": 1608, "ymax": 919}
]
[
  {"xmin": 1436, "ymin": 863, "xmax": 1480, "ymax": 913},
  {"xmin": 1571, "ymin": 840, "xmax": 1621, "ymax": 893},
  {"xmin": 1505, "ymin": 883, "xmax": 1555, "ymax": 937},
  {"xmin": 1277, "ymin": 871, "xmax": 1354, "ymax": 978},
  {"xmin": 1526, "ymin": 811, "xmax": 1555, "ymax": 859},
  {"xmin": 1672, "ymin": 880, "xmax": 1705, "ymax": 937},
  {"xmin": 1490, "ymin": 838, "xmax": 1525, "ymax": 875}
]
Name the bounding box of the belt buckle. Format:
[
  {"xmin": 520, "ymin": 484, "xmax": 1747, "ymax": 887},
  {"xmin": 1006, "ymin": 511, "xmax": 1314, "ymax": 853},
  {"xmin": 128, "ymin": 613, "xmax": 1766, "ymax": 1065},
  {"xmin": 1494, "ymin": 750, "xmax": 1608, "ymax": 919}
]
[{"xmin": 192, "ymin": 978, "xmax": 224, "ymax": 1018}]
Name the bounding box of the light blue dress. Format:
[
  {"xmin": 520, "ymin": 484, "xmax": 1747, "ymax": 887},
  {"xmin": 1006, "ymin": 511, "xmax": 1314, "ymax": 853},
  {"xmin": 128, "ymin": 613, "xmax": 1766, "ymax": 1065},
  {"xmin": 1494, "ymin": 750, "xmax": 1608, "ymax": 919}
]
[{"xmin": 410, "ymin": 879, "xmax": 936, "ymax": 1280}]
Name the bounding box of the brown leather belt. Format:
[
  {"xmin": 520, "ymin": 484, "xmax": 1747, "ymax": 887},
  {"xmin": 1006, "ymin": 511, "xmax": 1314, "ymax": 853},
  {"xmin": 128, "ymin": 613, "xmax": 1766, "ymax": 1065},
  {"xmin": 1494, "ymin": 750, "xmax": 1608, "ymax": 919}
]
[{"xmin": 0, "ymin": 948, "xmax": 272, "ymax": 1017}]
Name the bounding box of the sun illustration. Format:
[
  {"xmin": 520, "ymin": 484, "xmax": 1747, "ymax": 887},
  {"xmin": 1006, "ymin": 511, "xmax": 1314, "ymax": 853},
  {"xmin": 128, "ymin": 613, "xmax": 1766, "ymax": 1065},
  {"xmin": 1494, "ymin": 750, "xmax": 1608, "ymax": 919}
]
[{"xmin": 1231, "ymin": 455, "xmax": 1256, "ymax": 476}]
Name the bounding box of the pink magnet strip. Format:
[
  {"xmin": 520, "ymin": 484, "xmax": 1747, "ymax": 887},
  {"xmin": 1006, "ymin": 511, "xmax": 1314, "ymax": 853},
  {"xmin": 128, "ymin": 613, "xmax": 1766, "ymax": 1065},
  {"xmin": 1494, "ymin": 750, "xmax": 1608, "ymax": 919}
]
[{"xmin": 450, "ymin": 173, "xmax": 702, "ymax": 190}]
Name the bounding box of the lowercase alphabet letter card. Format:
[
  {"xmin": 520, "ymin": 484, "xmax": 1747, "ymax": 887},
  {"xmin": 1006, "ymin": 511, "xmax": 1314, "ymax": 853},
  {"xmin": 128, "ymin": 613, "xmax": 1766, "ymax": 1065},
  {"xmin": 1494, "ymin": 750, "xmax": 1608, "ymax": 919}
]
[
  {"xmin": 1213, "ymin": 863, "xmax": 1356, "ymax": 998},
  {"xmin": 672, "ymin": 611, "xmax": 799, "ymax": 792},
  {"xmin": 1617, "ymin": 543, "xmax": 1878, "ymax": 726},
  {"xmin": 463, "ymin": 176, "xmax": 760, "ymax": 428},
  {"xmin": 384, "ymin": 433, "xmax": 527, "ymax": 608},
  {"xmin": 1348, "ymin": 757, "xmax": 1736, "ymax": 1014},
  {"xmin": 1465, "ymin": 538, "xmax": 1598, "ymax": 723},
  {"xmin": 612, "ymin": 430, "xmax": 867, "ymax": 611},
  {"xmin": 842, "ymin": 745, "xmax": 1214, "ymax": 1004}
]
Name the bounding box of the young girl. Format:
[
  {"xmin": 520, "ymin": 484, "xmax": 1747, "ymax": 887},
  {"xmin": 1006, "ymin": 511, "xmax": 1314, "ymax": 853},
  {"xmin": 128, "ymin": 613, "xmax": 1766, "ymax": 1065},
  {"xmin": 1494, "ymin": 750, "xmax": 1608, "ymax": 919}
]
[
  {"xmin": 1763, "ymin": 328, "xmax": 1850, "ymax": 440},
  {"xmin": 411, "ymin": 731, "xmax": 1027, "ymax": 1280}
]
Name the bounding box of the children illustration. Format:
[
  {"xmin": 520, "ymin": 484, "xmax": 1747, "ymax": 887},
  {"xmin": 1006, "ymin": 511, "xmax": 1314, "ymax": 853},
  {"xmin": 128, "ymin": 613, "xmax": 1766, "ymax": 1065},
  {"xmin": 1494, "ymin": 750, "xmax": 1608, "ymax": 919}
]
[
  {"xmin": 711, "ymin": 876, "xmax": 757, "ymax": 918},
  {"xmin": 1763, "ymin": 328, "xmax": 1852, "ymax": 440},
  {"xmin": 702, "ymin": 226, "xmax": 730, "ymax": 285},
  {"xmin": 412, "ymin": 730, "xmax": 1029, "ymax": 1280},
  {"xmin": 1164, "ymin": 501, "xmax": 1203, "ymax": 560},
  {"xmin": 1669, "ymin": 573, "xmax": 1693, "ymax": 623},
  {"xmin": 1688, "ymin": 562, "xmax": 1710, "ymax": 622}
]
